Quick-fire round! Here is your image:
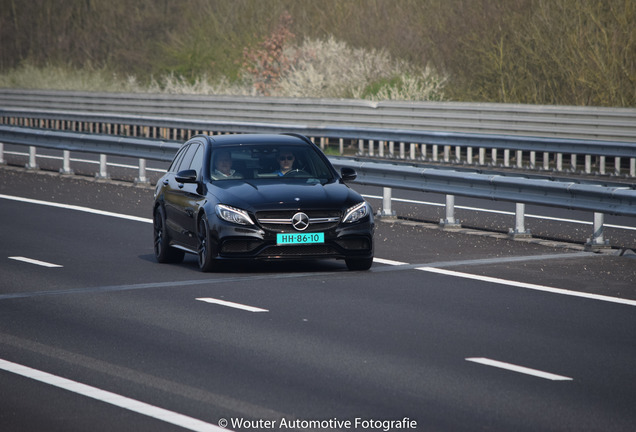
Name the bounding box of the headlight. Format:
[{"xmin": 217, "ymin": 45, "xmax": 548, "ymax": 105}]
[
  {"xmin": 215, "ymin": 204, "xmax": 254, "ymax": 226},
  {"xmin": 343, "ymin": 202, "xmax": 370, "ymax": 223}
]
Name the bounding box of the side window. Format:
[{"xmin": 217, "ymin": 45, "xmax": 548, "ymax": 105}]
[
  {"xmin": 168, "ymin": 145, "xmax": 189, "ymax": 173},
  {"xmin": 175, "ymin": 144, "xmax": 198, "ymax": 173},
  {"xmin": 187, "ymin": 144, "xmax": 204, "ymax": 173}
]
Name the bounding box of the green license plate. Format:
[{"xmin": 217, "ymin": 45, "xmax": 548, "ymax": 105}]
[{"xmin": 277, "ymin": 232, "xmax": 324, "ymax": 245}]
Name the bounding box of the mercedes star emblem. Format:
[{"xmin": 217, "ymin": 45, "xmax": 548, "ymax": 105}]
[{"xmin": 291, "ymin": 212, "xmax": 310, "ymax": 231}]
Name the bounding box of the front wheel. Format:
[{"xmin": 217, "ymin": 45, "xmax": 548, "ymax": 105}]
[
  {"xmin": 197, "ymin": 216, "xmax": 218, "ymax": 272},
  {"xmin": 345, "ymin": 256, "xmax": 373, "ymax": 271}
]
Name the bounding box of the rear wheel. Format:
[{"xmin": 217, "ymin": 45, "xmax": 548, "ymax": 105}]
[
  {"xmin": 153, "ymin": 206, "xmax": 185, "ymax": 263},
  {"xmin": 345, "ymin": 256, "xmax": 373, "ymax": 271},
  {"xmin": 197, "ymin": 216, "xmax": 218, "ymax": 272}
]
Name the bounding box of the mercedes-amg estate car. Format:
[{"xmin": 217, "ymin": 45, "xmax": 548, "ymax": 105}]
[{"xmin": 153, "ymin": 133, "xmax": 374, "ymax": 271}]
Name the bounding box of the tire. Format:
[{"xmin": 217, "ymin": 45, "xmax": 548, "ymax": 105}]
[
  {"xmin": 345, "ymin": 256, "xmax": 373, "ymax": 271},
  {"xmin": 153, "ymin": 206, "xmax": 185, "ymax": 263},
  {"xmin": 197, "ymin": 216, "xmax": 218, "ymax": 272}
]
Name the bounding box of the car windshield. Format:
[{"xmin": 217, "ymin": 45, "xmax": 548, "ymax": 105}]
[{"xmin": 210, "ymin": 144, "xmax": 334, "ymax": 182}]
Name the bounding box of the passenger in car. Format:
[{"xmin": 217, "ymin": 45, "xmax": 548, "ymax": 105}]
[{"xmin": 212, "ymin": 150, "xmax": 243, "ymax": 179}]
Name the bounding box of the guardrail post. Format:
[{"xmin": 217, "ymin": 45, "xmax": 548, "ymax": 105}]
[
  {"xmin": 59, "ymin": 150, "xmax": 74, "ymax": 175},
  {"xmin": 135, "ymin": 158, "xmax": 149, "ymax": 185},
  {"xmin": 440, "ymin": 194, "xmax": 461, "ymax": 229},
  {"xmin": 26, "ymin": 146, "xmax": 38, "ymax": 170},
  {"xmin": 339, "ymin": 138, "xmax": 344, "ymax": 155},
  {"xmin": 631, "ymin": 158, "xmax": 636, "ymax": 177},
  {"xmin": 96, "ymin": 154, "xmax": 109, "ymax": 180},
  {"xmin": 377, "ymin": 187, "xmax": 396, "ymax": 219},
  {"xmin": 599, "ymin": 156, "xmax": 606, "ymax": 175},
  {"xmin": 508, "ymin": 203, "xmax": 532, "ymax": 239},
  {"xmin": 585, "ymin": 155, "xmax": 592, "ymax": 174},
  {"xmin": 0, "ymin": 142, "xmax": 4, "ymax": 165},
  {"xmin": 585, "ymin": 212, "xmax": 610, "ymax": 251}
]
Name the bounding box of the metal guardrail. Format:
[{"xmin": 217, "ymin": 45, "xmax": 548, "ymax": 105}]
[
  {"xmin": 2, "ymin": 89, "xmax": 636, "ymax": 142},
  {"xmin": 0, "ymin": 124, "xmax": 180, "ymax": 161},
  {"xmin": 2, "ymin": 107, "xmax": 636, "ymax": 178},
  {"xmin": 1, "ymin": 126, "xmax": 634, "ymax": 250},
  {"xmin": 329, "ymin": 157, "xmax": 636, "ymax": 216}
]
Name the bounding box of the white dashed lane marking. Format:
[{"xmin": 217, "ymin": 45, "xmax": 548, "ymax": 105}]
[
  {"xmin": 9, "ymin": 256, "xmax": 63, "ymax": 268},
  {"xmin": 466, "ymin": 357, "xmax": 573, "ymax": 381},
  {"xmin": 196, "ymin": 298, "xmax": 269, "ymax": 312}
]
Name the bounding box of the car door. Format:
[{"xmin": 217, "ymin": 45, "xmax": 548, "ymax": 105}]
[
  {"xmin": 163, "ymin": 141, "xmax": 204, "ymax": 247},
  {"xmin": 162, "ymin": 144, "xmax": 190, "ymax": 243},
  {"xmin": 176, "ymin": 142, "xmax": 206, "ymax": 249}
]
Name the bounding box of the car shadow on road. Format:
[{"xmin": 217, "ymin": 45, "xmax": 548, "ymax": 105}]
[{"xmin": 138, "ymin": 253, "xmax": 350, "ymax": 274}]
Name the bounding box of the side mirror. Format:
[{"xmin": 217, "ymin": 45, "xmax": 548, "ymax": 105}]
[
  {"xmin": 340, "ymin": 167, "xmax": 357, "ymax": 181},
  {"xmin": 175, "ymin": 169, "xmax": 198, "ymax": 183}
]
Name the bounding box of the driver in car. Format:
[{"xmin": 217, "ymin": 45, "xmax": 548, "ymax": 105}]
[{"xmin": 275, "ymin": 151, "xmax": 295, "ymax": 176}]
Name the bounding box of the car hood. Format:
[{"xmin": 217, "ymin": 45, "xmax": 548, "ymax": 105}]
[{"xmin": 209, "ymin": 179, "xmax": 362, "ymax": 212}]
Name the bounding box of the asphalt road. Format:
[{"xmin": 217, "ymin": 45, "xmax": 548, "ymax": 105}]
[{"xmin": 1, "ymin": 166, "xmax": 635, "ymax": 432}]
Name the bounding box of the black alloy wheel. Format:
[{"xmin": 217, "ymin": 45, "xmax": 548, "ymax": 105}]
[{"xmin": 197, "ymin": 216, "xmax": 217, "ymax": 272}]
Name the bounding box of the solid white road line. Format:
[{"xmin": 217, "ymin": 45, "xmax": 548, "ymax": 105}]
[
  {"xmin": 0, "ymin": 194, "xmax": 153, "ymax": 223},
  {"xmin": 418, "ymin": 267, "xmax": 636, "ymax": 307},
  {"xmin": 362, "ymin": 194, "xmax": 636, "ymax": 231},
  {"xmin": 0, "ymin": 358, "xmax": 228, "ymax": 432},
  {"xmin": 466, "ymin": 357, "xmax": 573, "ymax": 381},
  {"xmin": 9, "ymin": 256, "xmax": 63, "ymax": 268},
  {"xmin": 196, "ymin": 298, "xmax": 269, "ymax": 312}
]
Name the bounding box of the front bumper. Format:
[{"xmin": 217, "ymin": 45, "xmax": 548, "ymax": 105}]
[{"xmin": 212, "ymin": 218, "xmax": 374, "ymax": 261}]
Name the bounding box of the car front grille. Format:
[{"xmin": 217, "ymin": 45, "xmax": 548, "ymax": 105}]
[{"xmin": 256, "ymin": 210, "xmax": 341, "ymax": 232}]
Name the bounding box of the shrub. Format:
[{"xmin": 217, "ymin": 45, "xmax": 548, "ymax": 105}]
[
  {"xmin": 272, "ymin": 36, "xmax": 447, "ymax": 100},
  {"xmin": 363, "ymin": 69, "xmax": 447, "ymax": 101}
]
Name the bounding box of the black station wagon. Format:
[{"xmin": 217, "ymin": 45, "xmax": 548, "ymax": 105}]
[{"xmin": 153, "ymin": 133, "xmax": 374, "ymax": 271}]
